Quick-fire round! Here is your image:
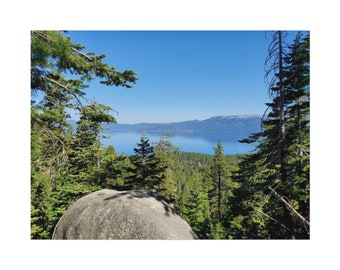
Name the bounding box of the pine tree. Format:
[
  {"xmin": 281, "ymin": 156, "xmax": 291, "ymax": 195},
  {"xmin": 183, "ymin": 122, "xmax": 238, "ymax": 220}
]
[
  {"xmin": 31, "ymin": 31, "xmax": 138, "ymax": 239},
  {"xmin": 209, "ymin": 141, "xmax": 228, "ymax": 220},
  {"xmin": 234, "ymin": 31, "xmax": 310, "ymax": 239},
  {"xmin": 279, "ymin": 32, "xmax": 310, "ymax": 238},
  {"xmin": 182, "ymin": 175, "xmax": 211, "ymax": 239},
  {"xmin": 204, "ymin": 141, "xmax": 239, "ymax": 238},
  {"xmin": 130, "ymin": 135, "xmax": 164, "ymax": 190},
  {"xmin": 69, "ymin": 101, "xmax": 116, "ymax": 184},
  {"xmin": 96, "ymin": 147, "xmax": 134, "ymax": 190},
  {"xmin": 153, "ymin": 134, "xmax": 180, "ymax": 199}
]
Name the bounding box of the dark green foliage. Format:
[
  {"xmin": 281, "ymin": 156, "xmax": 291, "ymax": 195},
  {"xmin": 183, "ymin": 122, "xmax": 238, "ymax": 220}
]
[
  {"xmin": 210, "ymin": 141, "xmax": 229, "ymax": 220},
  {"xmin": 68, "ymin": 101, "xmax": 116, "ymax": 184},
  {"xmin": 153, "ymin": 134, "xmax": 180, "ymax": 199},
  {"xmin": 232, "ymin": 31, "xmax": 310, "ymax": 239},
  {"xmin": 202, "ymin": 141, "xmax": 240, "ymax": 238},
  {"xmin": 31, "ymin": 31, "xmax": 138, "ymax": 239},
  {"xmin": 96, "ymin": 147, "xmax": 134, "ymax": 190},
  {"xmin": 31, "ymin": 172, "xmax": 53, "ymax": 239},
  {"xmin": 166, "ymin": 148, "xmax": 240, "ymax": 239},
  {"xmin": 130, "ymin": 135, "xmax": 165, "ymax": 190},
  {"xmin": 182, "ymin": 176, "xmax": 211, "ymax": 238}
]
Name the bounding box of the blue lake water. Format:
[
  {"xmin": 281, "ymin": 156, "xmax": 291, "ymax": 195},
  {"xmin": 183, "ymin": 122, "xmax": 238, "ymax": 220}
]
[{"xmin": 102, "ymin": 132, "xmax": 255, "ymax": 155}]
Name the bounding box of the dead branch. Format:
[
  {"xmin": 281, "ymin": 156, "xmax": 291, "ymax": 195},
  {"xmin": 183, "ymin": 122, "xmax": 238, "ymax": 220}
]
[
  {"xmin": 253, "ymin": 207, "xmax": 292, "ymax": 233},
  {"xmin": 269, "ymin": 186, "xmax": 310, "ymax": 227}
]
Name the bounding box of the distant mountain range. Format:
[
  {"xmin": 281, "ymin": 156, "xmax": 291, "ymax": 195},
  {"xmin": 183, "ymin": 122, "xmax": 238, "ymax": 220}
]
[{"xmin": 103, "ymin": 115, "xmax": 262, "ymax": 141}]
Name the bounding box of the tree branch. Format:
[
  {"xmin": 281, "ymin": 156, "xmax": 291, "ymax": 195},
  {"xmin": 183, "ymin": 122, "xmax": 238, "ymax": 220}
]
[
  {"xmin": 253, "ymin": 207, "xmax": 292, "ymax": 233},
  {"xmin": 72, "ymin": 47, "xmax": 93, "ymax": 61},
  {"xmin": 32, "ymin": 30, "xmax": 93, "ymax": 61},
  {"xmin": 269, "ymin": 186, "xmax": 310, "ymax": 227},
  {"xmin": 43, "ymin": 76, "xmax": 84, "ymax": 107}
]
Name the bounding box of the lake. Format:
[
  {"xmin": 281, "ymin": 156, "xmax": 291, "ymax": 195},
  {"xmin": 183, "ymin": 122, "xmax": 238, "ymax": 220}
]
[{"xmin": 102, "ymin": 132, "xmax": 255, "ymax": 155}]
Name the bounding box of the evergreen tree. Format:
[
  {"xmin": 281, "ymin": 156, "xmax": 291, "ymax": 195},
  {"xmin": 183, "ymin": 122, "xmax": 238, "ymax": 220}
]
[
  {"xmin": 207, "ymin": 141, "xmax": 238, "ymax": 221},
  {"xmin": 69, "ymin": 101, "xmax": 116, "ymax": 184},
  {"xmin": 153, "ymin": 134, "xmax": 180, "ymax": 199},
  {"xmin": 30, "ymin": 172, "xmax": 53, "ymax": 239},
  {"xmin": 130, "ymin": 135, "xmax": 164, "ymax": 190},
  {"xmin": 210, "ymin": 141, "xmax": 228, "ymax": 220},
  {"xmin": 234, "ymin": 31, "xmax": 310, "ymax": 239},
  {"xmin": 204, "ymin": 141, "xmax": 239, "ymax": 238},
  {"xmin": 31, "ymin": 30, "xmax": 138, "ymax": 239},
  {"xmin": 182, "ymin": 175, "xmax": 211, "ymax": 239},
  {"xmin": 279, "ymin": 32, "xmax": 310, "ymax": 238},
  {"xmin": 96, "ymin": 147, "xmax": 134, "ymax": 190}
]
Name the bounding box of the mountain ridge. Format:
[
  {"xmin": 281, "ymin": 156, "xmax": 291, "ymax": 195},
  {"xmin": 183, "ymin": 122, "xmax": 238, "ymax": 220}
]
[
  {"xmin": 119, "ymin": 114, "xmax": 262, "ymax": 125},
  {"xmin": 103, "ymin": 114, "xmax": 262, "ymax": 141}
]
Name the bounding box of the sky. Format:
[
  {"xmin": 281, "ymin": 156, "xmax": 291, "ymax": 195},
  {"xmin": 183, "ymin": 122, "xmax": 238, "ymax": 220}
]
[{"xmin": 66, "ymin": 31, "xmax": 300, "ymax": 124}]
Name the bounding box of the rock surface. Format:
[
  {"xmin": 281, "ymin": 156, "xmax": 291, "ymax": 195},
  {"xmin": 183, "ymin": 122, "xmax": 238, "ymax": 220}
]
[{"xmin": 52, "ymin": 189, "xmax": 198, "ymax": 240}]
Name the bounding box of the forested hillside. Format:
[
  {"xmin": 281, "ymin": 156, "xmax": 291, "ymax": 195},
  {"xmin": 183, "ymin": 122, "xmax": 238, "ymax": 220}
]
[{"xmin": 31, "ymin": 31, "xmax": 309, "ymax": 239}]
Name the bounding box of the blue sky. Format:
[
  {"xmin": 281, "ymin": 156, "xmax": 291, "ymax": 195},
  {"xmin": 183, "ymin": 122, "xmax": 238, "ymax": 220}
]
[{"xmin": 67, "ymin": 31, "xmax": 298, "ymax": 124}]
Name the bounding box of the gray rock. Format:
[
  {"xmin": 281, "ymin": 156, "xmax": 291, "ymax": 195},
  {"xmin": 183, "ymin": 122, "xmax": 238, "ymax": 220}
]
[{"xmin": 52, "ymin": 189, "xmax": 198, "ymax": 240}]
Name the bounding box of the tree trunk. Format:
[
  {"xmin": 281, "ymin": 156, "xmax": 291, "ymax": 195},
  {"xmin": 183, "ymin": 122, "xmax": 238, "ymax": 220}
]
[
  {"xmin": 218, "ymin": 171, "xmax": 222, "ymax": 220},
  {"xmin": 278, "ymin": 31, "xmax": 287, "ymax": 184}
]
